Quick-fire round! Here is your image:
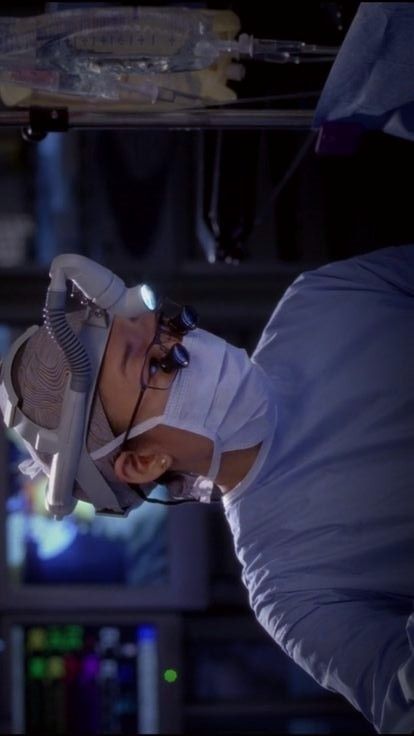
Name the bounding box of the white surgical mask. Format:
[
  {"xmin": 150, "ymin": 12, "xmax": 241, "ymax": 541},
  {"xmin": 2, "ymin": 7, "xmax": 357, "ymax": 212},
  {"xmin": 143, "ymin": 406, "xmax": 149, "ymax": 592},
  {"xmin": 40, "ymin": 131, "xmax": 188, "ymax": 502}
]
[
  {"xmin": 92, "ymin": 328, "xmax": 276, "ymax": 500},
  {"xmin": 171, "ymin": 329, "xmax": 276, "ymax": 476}
]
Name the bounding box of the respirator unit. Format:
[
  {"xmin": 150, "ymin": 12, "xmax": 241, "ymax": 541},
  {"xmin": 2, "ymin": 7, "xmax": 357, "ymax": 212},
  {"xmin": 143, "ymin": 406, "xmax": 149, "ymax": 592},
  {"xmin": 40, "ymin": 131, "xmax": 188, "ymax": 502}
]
[{"xmin": 0, "ymin": 254, "xmax": 165, "ymax": 520}]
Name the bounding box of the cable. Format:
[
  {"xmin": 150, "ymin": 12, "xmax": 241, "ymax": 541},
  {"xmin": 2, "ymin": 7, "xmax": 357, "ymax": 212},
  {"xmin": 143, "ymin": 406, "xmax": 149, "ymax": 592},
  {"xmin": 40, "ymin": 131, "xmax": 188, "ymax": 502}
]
[
  {"xmin": 252, "ymin": 130, "xmax": 317, "ymax": 231},
  {"xmin": 202, "ymin": 90, "xmax": 322, "ymax": 110}
]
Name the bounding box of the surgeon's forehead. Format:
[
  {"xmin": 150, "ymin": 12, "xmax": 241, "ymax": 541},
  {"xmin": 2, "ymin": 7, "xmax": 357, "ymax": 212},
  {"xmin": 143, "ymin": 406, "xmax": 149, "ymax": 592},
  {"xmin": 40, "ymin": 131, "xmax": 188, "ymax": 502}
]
[
  {"xmin": 102, "ymin": 311, "xmax": 158, "ymax": 359},
  {"xmin": 97, "ymin": 311, "xmax": 161, "ymax": 427}
]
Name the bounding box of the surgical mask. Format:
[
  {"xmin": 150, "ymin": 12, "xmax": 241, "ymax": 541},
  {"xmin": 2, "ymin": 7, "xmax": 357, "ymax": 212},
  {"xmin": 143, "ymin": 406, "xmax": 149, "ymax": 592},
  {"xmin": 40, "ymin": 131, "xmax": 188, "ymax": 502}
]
[{"xmin": 117, "ymin": 328, "xmax": 276, "ymax": 486}]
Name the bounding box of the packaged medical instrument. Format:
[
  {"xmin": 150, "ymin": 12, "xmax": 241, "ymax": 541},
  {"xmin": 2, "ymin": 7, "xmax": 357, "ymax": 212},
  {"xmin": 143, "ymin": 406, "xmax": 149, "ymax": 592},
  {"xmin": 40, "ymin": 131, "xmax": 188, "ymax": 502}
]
[{"xmin": 0, "ymin": 7, "xmax": 242, "ymax": 109}]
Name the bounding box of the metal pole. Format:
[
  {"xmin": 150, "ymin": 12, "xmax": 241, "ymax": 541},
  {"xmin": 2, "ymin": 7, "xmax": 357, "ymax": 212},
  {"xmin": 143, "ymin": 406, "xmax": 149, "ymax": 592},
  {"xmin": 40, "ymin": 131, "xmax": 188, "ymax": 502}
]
[{"xmin": 0, "ymin": 107, "xmax": 314, "ymax": 131}]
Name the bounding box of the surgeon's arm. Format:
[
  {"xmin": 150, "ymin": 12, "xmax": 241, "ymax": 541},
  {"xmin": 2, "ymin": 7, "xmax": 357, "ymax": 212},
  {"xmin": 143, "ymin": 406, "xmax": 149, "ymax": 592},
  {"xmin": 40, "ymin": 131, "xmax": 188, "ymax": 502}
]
[
  {"xmin": 261, "ymin": 593, "xmax": 414, "ymax": 733},
  {"xmin": 309, "ymin": 244, "xmax": 414, "ymax": 297}
]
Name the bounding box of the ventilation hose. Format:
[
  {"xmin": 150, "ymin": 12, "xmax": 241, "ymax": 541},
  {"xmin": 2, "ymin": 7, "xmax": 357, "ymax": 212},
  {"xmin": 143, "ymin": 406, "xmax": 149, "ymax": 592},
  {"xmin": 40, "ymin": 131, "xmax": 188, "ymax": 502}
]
[{"xmin": 43, "ymin": 290, "xmax": 91, "ymax": 393}]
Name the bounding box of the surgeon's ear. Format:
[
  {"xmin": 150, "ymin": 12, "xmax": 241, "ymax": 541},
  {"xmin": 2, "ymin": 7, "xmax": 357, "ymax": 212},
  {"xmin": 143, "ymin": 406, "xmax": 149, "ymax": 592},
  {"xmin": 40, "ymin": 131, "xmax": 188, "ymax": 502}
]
[{"xmin": 114, "ymin": 449, "xmax": 172, "ymax": 484}]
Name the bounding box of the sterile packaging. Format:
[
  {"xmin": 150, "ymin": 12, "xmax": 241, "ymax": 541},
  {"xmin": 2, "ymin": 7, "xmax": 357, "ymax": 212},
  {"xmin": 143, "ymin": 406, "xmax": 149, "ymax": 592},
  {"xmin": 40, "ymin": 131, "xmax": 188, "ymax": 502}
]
[{"xmin": 0, "ymin": 7, "xmax": 243, "ymax": 110}]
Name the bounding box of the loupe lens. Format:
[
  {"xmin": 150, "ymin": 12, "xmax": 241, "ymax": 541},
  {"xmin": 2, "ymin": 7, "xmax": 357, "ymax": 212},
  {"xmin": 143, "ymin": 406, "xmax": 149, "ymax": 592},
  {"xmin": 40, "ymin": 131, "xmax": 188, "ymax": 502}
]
[{"xmin": 160, "ymin": 344, "xmax": 190, "ymax": 373}]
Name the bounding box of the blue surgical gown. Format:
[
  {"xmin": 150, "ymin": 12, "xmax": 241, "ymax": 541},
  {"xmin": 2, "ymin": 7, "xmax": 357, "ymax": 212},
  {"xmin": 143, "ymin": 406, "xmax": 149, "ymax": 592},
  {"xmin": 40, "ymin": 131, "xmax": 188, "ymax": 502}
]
[
  {"xmin": 223, "ymin": 245, "xmax": 414, "ymax": 733},
  {"xmin": 314, "ymin": 3, "xmax": 414, "ymax": 143}
]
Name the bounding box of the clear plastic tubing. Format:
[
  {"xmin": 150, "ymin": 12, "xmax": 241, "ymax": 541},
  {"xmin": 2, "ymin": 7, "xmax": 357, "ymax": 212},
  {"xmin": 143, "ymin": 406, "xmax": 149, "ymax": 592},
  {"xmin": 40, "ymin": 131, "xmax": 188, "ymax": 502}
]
[{"xmin": 0, "ymin": 8, "xmax": 227, "ymax": 73}]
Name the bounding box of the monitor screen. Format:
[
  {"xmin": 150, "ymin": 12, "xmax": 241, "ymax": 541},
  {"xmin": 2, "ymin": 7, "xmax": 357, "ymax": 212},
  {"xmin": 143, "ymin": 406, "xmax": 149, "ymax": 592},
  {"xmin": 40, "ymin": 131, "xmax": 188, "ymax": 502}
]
[
  {"xmin": 0, "ymin": 424, "xmax": 208, "ymax": 610},
  {"xmin": 6, "ymin": 431, "xmax": 169, "ymax": 588},
  {"xmin": 0, "ymin": 614, "xmax": 181, "ymax": 735}
]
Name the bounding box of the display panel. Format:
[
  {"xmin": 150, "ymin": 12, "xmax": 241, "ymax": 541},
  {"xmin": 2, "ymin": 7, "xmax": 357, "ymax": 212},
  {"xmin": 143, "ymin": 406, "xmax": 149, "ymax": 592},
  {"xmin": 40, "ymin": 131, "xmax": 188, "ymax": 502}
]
[
  {"xmin": 0, "ymin": 613, "xmax": 182, "ymax": 735},
  {"xmin": 6, "ymin": 431, "xmax": 169, "ymax": 587},
  {"xmin": 0, "ymin": 424, "xmax": 208, "ymax": 610}
]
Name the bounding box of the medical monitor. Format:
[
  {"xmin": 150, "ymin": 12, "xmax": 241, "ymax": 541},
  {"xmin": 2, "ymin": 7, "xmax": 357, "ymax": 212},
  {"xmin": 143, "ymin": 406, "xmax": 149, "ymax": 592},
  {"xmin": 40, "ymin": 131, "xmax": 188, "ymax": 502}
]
[
  {"xmin": 0, "ymin": 612, "xmax": 182, "ymax": 734},
  {"xmin": 0, "ymin": 376, "xmax": 208, "ymax": 612}
]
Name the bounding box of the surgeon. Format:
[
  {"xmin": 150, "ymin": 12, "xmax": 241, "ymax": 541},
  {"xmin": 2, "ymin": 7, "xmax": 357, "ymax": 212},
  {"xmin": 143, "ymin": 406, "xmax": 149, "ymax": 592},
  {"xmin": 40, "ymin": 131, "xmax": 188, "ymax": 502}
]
[{"xmin": 0, "ymin": 244, "xmax": 413, "ymax": 734}]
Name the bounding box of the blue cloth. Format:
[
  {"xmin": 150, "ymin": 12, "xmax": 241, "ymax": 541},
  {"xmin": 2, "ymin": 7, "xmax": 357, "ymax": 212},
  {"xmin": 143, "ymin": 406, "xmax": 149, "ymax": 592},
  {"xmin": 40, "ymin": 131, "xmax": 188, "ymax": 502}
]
[
  {"xmin": 223, "ymin": 245, "xmax": 414, "ymax": 733},
  {"xmin": 314, "ymin": 3, "xmax": 414, "ymax": 142}
]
